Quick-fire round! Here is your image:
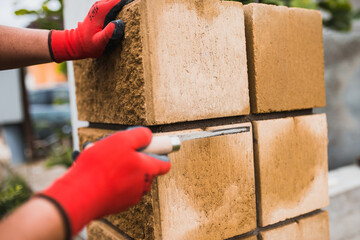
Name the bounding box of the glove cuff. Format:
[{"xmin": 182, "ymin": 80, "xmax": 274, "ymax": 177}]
[
  {"xmin": 49, "ymin": 29, "xmax": 69, "ymax": 63},
  {"xmin": 48, "ymin": 30, "xmax": 56, "ymax": 62},
  {"xmin": 50, "ymin": 29, "xmax": 83, "ymax": 63},
  {"xmin": 39, "ymin": 167, "xmax": 100, "ymax": 236},
  {"xmin": 35, "ymin": 194, "xmax": 72, "ymax": 240}
]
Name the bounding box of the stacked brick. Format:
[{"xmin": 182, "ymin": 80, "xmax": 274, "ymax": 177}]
[{"xmin": 73, "ymin": 0, "xmax": 329, "ymax": 239}]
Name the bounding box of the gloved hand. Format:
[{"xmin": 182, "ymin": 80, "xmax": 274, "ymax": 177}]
[
  {"xmin": 37, "ymin": 127, "xmax": 171, "ymax": 238},
  {"xmin": 49, "ymin": 0, "xmax": 133, "ymax": 62}
]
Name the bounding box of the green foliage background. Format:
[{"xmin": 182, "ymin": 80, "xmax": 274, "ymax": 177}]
[
  {"xmin": 15, "ymin": 0, "xmax": 67, "ymax": 74},
  {"xmin": 0, "ymin": 171, "xmax": 32, "ymax": 219},
  {"xmin": 14, "ymin": 0, "xmax": 360, "ymax": 32},
  {"xmin": 234, "ymin": 0, "xmax": 360, "ymax": 32},
  {"xmin": 15, "ymin": 0, "xmax": 63, "ymax": 30}
]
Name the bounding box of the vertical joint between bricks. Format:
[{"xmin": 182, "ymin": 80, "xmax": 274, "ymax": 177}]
[{"xmin": 251, "ymin": 121, "xmax": 262, "ymax": 227}]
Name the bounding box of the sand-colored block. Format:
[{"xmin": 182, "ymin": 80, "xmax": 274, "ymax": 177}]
[
  {"xmin": 253, "ymin": 114, "xmax": 329, "ymax": 226},
  {"xmin": 74, "ymin": 0, "xmax": 250, "ymax": 125},
  {"xmin": 78, "ymin": 123, "xmax": 256, "ymax": 239},
  {"xmin": 241, "ymin": 236, "xmax": 257, "ymax": 240},
  {"xmin": 78, "ymin": 128, "xmax": 114, "ymax": 149},
  {"xmin": 244, "ymin": 3, "xmax": 326, "ymax": 113},
  {"xmin": 87, "ymin": 221, "xmax": 130, "ymax": 240},
  {"xmin": 261, "ymin": 211, "xmax": 329, "ymax": 240},
  {"xmin": 299, "ymin": 211, "xmax": 330, "ymax": 240}
]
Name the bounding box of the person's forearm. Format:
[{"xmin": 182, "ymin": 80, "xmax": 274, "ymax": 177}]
[
  {"xmin": 0, "ymin": 25, "xmax": 52, "ymax": 70},
  {"xmin": 0, "ymin": 198, "xmax": 65, "ymax": 240}
]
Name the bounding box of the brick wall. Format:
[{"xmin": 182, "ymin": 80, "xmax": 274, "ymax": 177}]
[{"xmin": 74, "ymin": 1, "xmax": 329, "ymax": 239}]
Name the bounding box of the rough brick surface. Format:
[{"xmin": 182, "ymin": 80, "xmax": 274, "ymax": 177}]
[
  {"xmin": 253, "ymin": 114, "xmax": 329, "ymax": 226},
  {"xmin": 74, "ymin": 1, "xmax": 146, "ymax": 125},
  {"xmin": 78, "ymin": 128, "xmax": 114, "ymax": 149},
  {"xmin": 74, "ymin": 0, "xmax": 250, "ymax": 125},
  {"xmin": 105, "ymin": 194, "xmax": 157, "ymax": 240},
  {"xmin": 78, "ymin": 128, "xmax": 157, "ymax": 239},
  {"xmin": 78, "ymin": 123, "xmax": 256, "ymax": 239},
  {"xmin": 244, "ymin": 3, "xmax": 326, "ymax": 113},
  {"xmin": 261, "ymin": 211, "xmax": 329, "ymax": 240},
  {"xmin": 87, "ymin": 221, "xmax": 130, "ymax": 240}
]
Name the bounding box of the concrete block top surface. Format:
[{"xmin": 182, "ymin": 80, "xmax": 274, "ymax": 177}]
[
  {"xmin": 74, "ymin": 0, "xmax": 250, "ymax": 125},
  {"xmin": 244, "ymin": 3, "xmax": 326, "ymax": 113},
  {"xmin": 253, "ymin": 114, "xmax": 329, "ymax": 226},
  {"xmin": 261, "ymin": 211, "xmax": 329, "ymax": 240}
]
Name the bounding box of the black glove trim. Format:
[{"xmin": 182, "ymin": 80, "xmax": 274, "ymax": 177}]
[
  {"xmin": 48, "ymin": 30, "xmax": 56, "ymax": 62},
  {"xmin": 72, "ymin": 150, "xmax": 81, "ymax": 162},
  {"xmin": 103, "ymin": 0, "xmax": 134, "ymax": 29},
  {"xmin": 36, "ymin": 194, "xmax": 72, "ymax": 240}
]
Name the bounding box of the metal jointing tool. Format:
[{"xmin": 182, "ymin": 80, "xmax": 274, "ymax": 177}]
[{"xmin": 142, "ymin": 126, "xmax": 250, "ymax": 155}]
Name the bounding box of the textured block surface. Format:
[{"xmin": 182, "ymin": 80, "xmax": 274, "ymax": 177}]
[
  {"xmin": 78, "ymin": 128, "xmax": 158, "ymax": 239},
  {"xmin": 253, "ymin": 114, "xmax": 329, "ymax": 226},
  {"xmin": 87, "ymin": 221, "xmax": 130, "ymax": 240},
  {"xmin": 157, "ymin": 123, "xmax": 256, "ymax": 239},
  {"xmin": 261, "ymin": 211, "xmax": 329, "ymax": 240},
  {"xmin": 244, "ymin": 3, "xmax": 326, "ymax": 113},
  {"xmin": 78, "ymin": 123, "xmax": 256, "ymax": 239},
  {"xmin": 74, "ymin": 0, "xmax": 250, "ymax": 125}
]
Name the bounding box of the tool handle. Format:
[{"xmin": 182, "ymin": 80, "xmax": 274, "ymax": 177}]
[
  {"xmin": 142, "ymin": 136, "xmax": 181, "ymax": 155},
  {"xmin": 73, "ymin": 136, "xmax": 181, "ymax": 162}
]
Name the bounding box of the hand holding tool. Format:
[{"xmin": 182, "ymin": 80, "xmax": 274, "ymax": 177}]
[
  {"xmin": 37, "ymin": 127, "xmax": 171, "ymax": 238},
  {"xmin": 75, "ymin": 126, "xmax": 249, "ymax": 158},
  {"xmin": 142, "ymin": 126, "xmax": 249, "ymax": 154}
]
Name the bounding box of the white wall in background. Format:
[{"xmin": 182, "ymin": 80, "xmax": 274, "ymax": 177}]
[
  {"xmin": 0, "ymin": 70, "xmax": 23, "ymax": 124},
  {"xmin": 63, "ymin": 0, "xmax": 96, "ymax": 150}
]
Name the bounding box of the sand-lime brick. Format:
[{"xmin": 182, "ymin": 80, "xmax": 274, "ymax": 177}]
[
  {"xmin": 74, "ymin": 0, "xmax": 250, "ymax": 125},
  {"xmin": 79, "ymin": 123, "xmax": 256, "ymax": 240},
  {"xmin": 87, "ymin": 221, "xmax": 130, "ymax": 240},
  {"xmin": 253, "ymin": 114, "xmax": 329, "ymax": 226},
  {"xmin": 260, "ymin": 211, "xmax": 329, "ymax": 240},
  {"xmin": 244, "ymin": 3, "xmax": 326, "ymax": 113}
]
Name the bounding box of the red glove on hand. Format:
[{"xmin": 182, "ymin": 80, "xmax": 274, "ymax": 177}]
[
  {"xmin": 37, "ymin": 128, "xmax": 171, "ymax": 239},
  {"xmin": 49, "ymin": 0, "xmax": 133, "ymax": 62}
]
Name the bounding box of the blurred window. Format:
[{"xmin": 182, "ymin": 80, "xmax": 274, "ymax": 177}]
[
  {"xmin": 29, "ymin": 91, "xmax": 51, "ymax": 105},
  {"xmin": 52, "ymin": 89, "xmax": 69, "ymax": 105},
  {"xmin": 29, "ymin": 87, "xmax": 69, "ymax": 105}
]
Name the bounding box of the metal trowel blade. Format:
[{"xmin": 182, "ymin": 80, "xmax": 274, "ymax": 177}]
[{"xmin": 177, "ymin": 127, "xmax": 250, "ymax": 142}]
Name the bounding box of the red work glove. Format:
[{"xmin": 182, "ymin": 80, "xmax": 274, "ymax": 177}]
[
  {"xmin": 49, "ymin": 0, "xmax": 133, "ymax": 62},
  {"xmin": 37, "ymin": 127, "xmax": 171, "ymax": 239}
]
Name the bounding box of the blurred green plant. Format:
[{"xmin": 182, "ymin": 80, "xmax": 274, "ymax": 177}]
[
  {"xmin": 0, "ymin": 166, "xmax": 32, "ymax": 219},
  {"xmin": 14, "ymin": 0, "xmax": 67, "ymax": 77},
  {"xmin": 45, "ymin": 126, "xmax": 73, "ymax": 169},
  {"xmin": 290, "ymin": 0, "xmax": 317, "ymax": 9},
  {"xmin": 319, "ymin": 0, "xmax": 359, "ymax": 31},
  {"xmin": 57, "ymin": 62, "xmax": 68, "ymax": 75},
  {"xmin": 46, "ymin": 146, "xmax": 73, "ymax": 168},
  {"xmin": 15, "ymin": 0, "xmax": 64, "ymax": 30},
  {"xmin": 234, "ymin": 0, "xmax": 360, "ymax": 31}
]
